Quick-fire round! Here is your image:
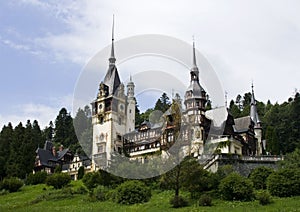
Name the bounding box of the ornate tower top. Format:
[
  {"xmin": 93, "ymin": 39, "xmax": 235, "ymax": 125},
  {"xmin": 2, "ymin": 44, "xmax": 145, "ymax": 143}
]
[
  {"xmin": 250, "ymin": 83, "xmax": 261, "ymax": 127},
  {"xmin": 103, "ymin": 15, "xmax": 121, "ymax": 95}
]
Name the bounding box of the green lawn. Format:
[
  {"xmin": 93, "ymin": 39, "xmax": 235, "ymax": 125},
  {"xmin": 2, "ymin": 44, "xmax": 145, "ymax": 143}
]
[{"xmin": 1, "ymin": 182, "xmax": 300, "ymax": 212}]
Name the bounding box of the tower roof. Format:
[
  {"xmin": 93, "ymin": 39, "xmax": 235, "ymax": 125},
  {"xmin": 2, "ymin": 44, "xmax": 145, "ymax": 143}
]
[
  {"xmin": 250, "ymin": 83, "xmax": 261, "ymax": 126},
  {"xmin": 103, "ymin": 15, "xmax": 121, "ymax": 95},
  {"xmin": 186, "ymin": 40, "xmax": 205, "ymax": 98}
]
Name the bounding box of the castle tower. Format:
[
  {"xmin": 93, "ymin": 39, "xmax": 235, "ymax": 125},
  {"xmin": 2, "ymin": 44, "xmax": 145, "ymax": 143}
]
[
  {"xmin": 126, "ymin": 75, "xmax": 135, "ymax": 132},
  {"xmin": 250, "ymin": 83, "xmax": 263, "ymax": 155},
  {"xmin": 184, "ymin": 41, "xmax": 208, "ymax": 156},
  {"xmin": 91, "ymin": 17, "xmax": 128, "ymax": 169}
]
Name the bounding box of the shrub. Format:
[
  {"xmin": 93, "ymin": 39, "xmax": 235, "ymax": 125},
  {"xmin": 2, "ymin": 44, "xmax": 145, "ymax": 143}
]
[
  {"xmin": 26, "ymin": 172, "xmax": 48, "ymax": 185},
  {"xmin": 77, "ymin": 166, "xmax": 84, "ymax": 180},
  {"xmin": 219, "ymin": 172, "xmax": 254, "ymax": 201},
  {"xmin": 249, "ymin": 166, "xmax": 273, "ymax": 190},
  {"xmin": 94, "ymin": 185, "xmax": 109, "ymax": 201},
  {"xmin": 46, "ymin": 173, "xmax": 71, "ymax": 189},
  {"xmin": 267, "ymin": 168, "xmax": 300, "ymax": 197},
  {"xmin": 74, "ymin": 185, "xmax": 88, "ymax": 194},
  {"xmin": 169, "ymin": 195, "xmax": 188, "ymax": 208},
  {"xmin": 2, "ymin": 177, "xmax": 23, "ymax": 192},
  {"xmin": 255, "ymin": 190, "xmax": 272, "ymax": 205},
  {"xmin": 199, "ymin": 194, "xmax": 212, "ymax": 206},
  {"xmin": 115, "ymin": 180, "xmax": 151, "ymax": 205},
  {"xmin": 82, "ymin": 172, "xmax": 102, "ymax": 191}
]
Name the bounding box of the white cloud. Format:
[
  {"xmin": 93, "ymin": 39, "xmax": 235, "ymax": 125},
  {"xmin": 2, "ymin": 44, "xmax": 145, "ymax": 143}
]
[
  {"xmin": 0, "ymin": 94, "xmax": 74, "ymax": 129},
  {"xmin": 5, "ymin": 0, "xmax": 300, "ymax": 104}
]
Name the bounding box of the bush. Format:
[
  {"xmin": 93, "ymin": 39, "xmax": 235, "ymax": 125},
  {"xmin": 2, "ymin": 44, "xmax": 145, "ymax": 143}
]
[
  {"xmin": 26, "ymin": 172, "xmax": 48, "ymax": 185},
  {"xmin": 2, "ymin": 177, "xmax": 23, "ymax": 192},
  {"xmin": 169, "ymin": 195, "xmax": 188, "ymax": 208},
  {"xmin": 46, "ymin": 173, "xmax": 71, "ymax": 189},
  {"xmin": 267, "ymin": 168, "xmax": 300, "ymax": 197},
  {"xmin": 82, "ymin": 172, "xmax": 102, "ymax": 191},
  {"xmin": 94, "ymin": 185, "xmax": 109, "ymax": 201},
  {"xmin": 74, "ymin": 185, "xmax": 88, "ymax": 194},
  {"xmin": 199, "ymin": 194, "xmax": 212, "ymax": 206},
  {"xmin": 219, "ymin": 172, "xmax": 254, "ymax": 201},
  {"xmin": 77, "ymin": 166, "xmax": 84, "ymax": 180},
  {"xmin": 115, "ymin": 180, "xmax": 151, "ymax": 205},
  {"xmin": 249, "ymin": 166, "xmax": 273, "ymax": 190},
  {"xmin": 255, "ymin": 190, "xmax": 272, "ymax": 205}
]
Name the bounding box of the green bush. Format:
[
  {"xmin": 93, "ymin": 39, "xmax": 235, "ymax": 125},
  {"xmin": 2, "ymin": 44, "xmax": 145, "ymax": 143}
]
[
  {"xmin": 94, "ymin": 185, "xmax": 109, "ymax": 201},
  {"xmin": 74, "ymin": 185, "xmax": 88, "ymax": 194},
  {"xmin": 267, "ymin": 168, "xmax": 300, "ymax": 197},
  {"xmin": 255, "ymin": 190, "xmax": 272, "ymax": 205},
  {"xmin": 219, "ymin": 172, "xmax": 254, "ymax": 201},
  {"xmin": 77, "ymin": 166, "xmax": 84, "ymax": 180},
  {"xmin": 82, "ymin": 172, "xmax": 102, "ymax": 191},
  {"xmin": 199, "ymin": 194, "xmax": 212, "ymax": 206},
  {"xmin": 46, "ymin": 173, "xmax": 71, "ymax": 189},
  {"xmin": 169, "ymin": 195, "xmax": 188, "ymax": 208},
  {"xmin": 26, "ymin": 172, "xmax": 48, "ymax": 185},
  {"xmin": 249, "ymin": 166, "xmax": 273, "ymax": 190},
  {"xmin": 115, "ymin": 180, "xmax": 151, "ymax": 205},
  {"xmin": 2, "ymin": 177, "xmax": 23, "ymax": 192}
]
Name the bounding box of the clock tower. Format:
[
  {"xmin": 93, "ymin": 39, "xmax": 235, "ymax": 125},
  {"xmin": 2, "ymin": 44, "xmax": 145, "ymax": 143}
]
[{"xmin": 91, "ymin": 19, "xmax": 134, "ymax": 169}]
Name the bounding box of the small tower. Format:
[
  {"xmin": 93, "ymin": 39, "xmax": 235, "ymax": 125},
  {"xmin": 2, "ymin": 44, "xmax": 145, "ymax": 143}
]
[
  {"xmin": 126, "ymin": 75, "xmax": 136, "ymax": 132},
  {"xmin": 250, "ymin": 83, "xmax": 263, "ymax": 155}
]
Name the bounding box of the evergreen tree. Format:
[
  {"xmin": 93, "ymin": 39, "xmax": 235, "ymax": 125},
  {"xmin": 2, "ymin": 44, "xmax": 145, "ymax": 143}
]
[{"xmin": 0, "ymin": 123, "xmax": 13, "ymax": 179}]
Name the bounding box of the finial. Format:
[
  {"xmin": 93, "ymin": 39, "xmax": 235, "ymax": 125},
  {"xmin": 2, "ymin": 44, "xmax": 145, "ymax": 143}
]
[
  {"xmin": 192, "ymin": 36, "xmax": 197, "ymax": 68},
  {"xmin": 109, "ymin": 15, "xmax": 116, "ymax": 65},
  {"xmin": 130, "ymin": 74, "xmax": 132, "ymax": 82}
]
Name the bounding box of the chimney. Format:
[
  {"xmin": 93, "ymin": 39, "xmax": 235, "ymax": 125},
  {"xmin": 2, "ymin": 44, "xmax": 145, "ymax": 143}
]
[{"xmin": 59, "ymin": 145, "xmax": 64, "ymax": 152}]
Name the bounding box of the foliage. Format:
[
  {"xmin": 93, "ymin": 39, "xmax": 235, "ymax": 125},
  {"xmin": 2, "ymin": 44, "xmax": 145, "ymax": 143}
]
[
  {"xmin": 46, "ymin": 173, "xmax": 71, "ymax": 189},
  {"xmin": 199, "ymin": 194, "xmax": 213, "ymax": 206},
  {"xmin": 169, "ymin": 195, "xmax": 188, "ymax": 208},
  {"xmin": 255, "ymin": 190, "xmax": 272, "ymax": 205},
  {"xmin": 26, "ymin": 172, "xmax": 48, "ymax": 185},
  {"xmin": 82, "ymin": 172, "xmax": 102, "ymax": 191},
  {"xmin": 219, "ymin": 172, "xmax": 254, "ymax": 201},
  {"xmin": 267, "ymin": 168, "xmax": 300, "ymax": 197},
  {"xmin": 1, "ymin": 177, "xmax": 23, "ymax": 192},
  {"xmin": 93, "ymin": 185, "xmax": 109, "ymax": 201},
  {"xmin": 77, "ymin": 166, "xmax": 84, "ymax": 180},
  {"xmin": 114, "ymin": 180, "xmax": 151, "ymax": 205},
  {"xmin": 278, "ymin": 148, "xmax": 300, "ymax": 169},
  {"xmin": 249, "ymin": 166, "xmax": 274, "ymax": 190}
]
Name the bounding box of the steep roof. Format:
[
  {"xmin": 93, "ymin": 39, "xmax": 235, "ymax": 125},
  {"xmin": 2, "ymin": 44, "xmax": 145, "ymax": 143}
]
[
  {"xmin": 234, "ymin": 116, "xmax": 252, "ymax": 133},
  {"xmin": 250, "ymin": 85, "xmax": 261, "ymax": 126}
]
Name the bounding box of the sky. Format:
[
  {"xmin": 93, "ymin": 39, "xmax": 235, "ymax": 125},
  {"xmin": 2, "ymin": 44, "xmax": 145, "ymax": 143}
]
[{"xmin": 0, "ymin": 0, "xmax": 300, "ymax": 128}]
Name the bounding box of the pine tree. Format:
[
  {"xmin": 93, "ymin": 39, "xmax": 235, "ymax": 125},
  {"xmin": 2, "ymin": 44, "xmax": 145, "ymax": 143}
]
[{"xmin": 0, "ymin": 123, "xmax": 13, "ymax": 179}]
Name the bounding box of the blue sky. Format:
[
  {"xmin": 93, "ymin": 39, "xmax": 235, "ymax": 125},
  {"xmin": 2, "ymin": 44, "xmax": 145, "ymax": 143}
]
[{"xmin": 1, "ymin": 0, "xmax": 300, "ymax": 128}]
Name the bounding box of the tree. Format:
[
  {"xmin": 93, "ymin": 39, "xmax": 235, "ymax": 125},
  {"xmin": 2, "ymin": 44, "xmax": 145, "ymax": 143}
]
[
  {"xmin": 154, "ymin": 93, "xmax": 171, "ymax": 112},
  {"xmin": 43, "ymin": 121, "xmax": 54, "ymax": 141},
  {"xmin": 54, "ymin": 108, "xmax": 78, "ymax": 149},
  {"xmin": 0, "ymin": 123, "xmax": 13, "ymax": 179}
]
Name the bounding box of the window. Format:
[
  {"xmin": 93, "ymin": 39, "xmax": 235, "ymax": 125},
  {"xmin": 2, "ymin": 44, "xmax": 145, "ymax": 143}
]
[
  {"xmin": 118, "ymin": 117, "xmax": 122, "ymax": 125},
  {"xmin": 98, "ymin": 145, "xmax": 104, "ymax": 153},
  {"xmin": 129, "ymin": 109, "xmax": 132, "ymax": 113}
]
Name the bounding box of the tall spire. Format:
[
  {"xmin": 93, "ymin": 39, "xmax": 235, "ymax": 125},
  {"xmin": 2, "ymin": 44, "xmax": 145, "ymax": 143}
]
[
  {"xmin": 190, "ymin": 38, "xmax": 199, "ymax": 81},
  {"xmin": 109, "ymin": 15, "xmax": 116, "ymax": 65},
  {"xmin": 250, "ymin": 83, "xmax": 261, "ymax": 126},
  {"xmin": 192, "ymin": 37, "xmax": 197, "ymax": 68}
]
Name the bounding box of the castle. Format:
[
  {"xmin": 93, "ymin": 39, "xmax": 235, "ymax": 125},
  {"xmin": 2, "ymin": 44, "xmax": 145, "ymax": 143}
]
[{"xmin": 90, "ymin": 24, "xmax": 264, "ymax": 171}]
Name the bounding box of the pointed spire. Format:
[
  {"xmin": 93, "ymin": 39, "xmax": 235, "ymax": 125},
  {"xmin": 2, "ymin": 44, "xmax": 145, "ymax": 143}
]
[
  {"xmin": 109, "ymin": 15, "xmax": 116, "ymax": 65},
  {"xmin": 192, "ymin": 36, "xmax": 197, "ymax": 68},
  {"xmin": 190, "ymin": 37, "xmax": 199, "ymax": 81},
  {"xmin": 250, "ymin": 82, "xmax": 261, "ymax": 126}
]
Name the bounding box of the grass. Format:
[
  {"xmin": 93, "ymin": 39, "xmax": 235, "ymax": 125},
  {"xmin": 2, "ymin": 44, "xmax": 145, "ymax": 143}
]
[{"xmin": 0, "ymin": 181, "xmax": 300, "ymax": 212}]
